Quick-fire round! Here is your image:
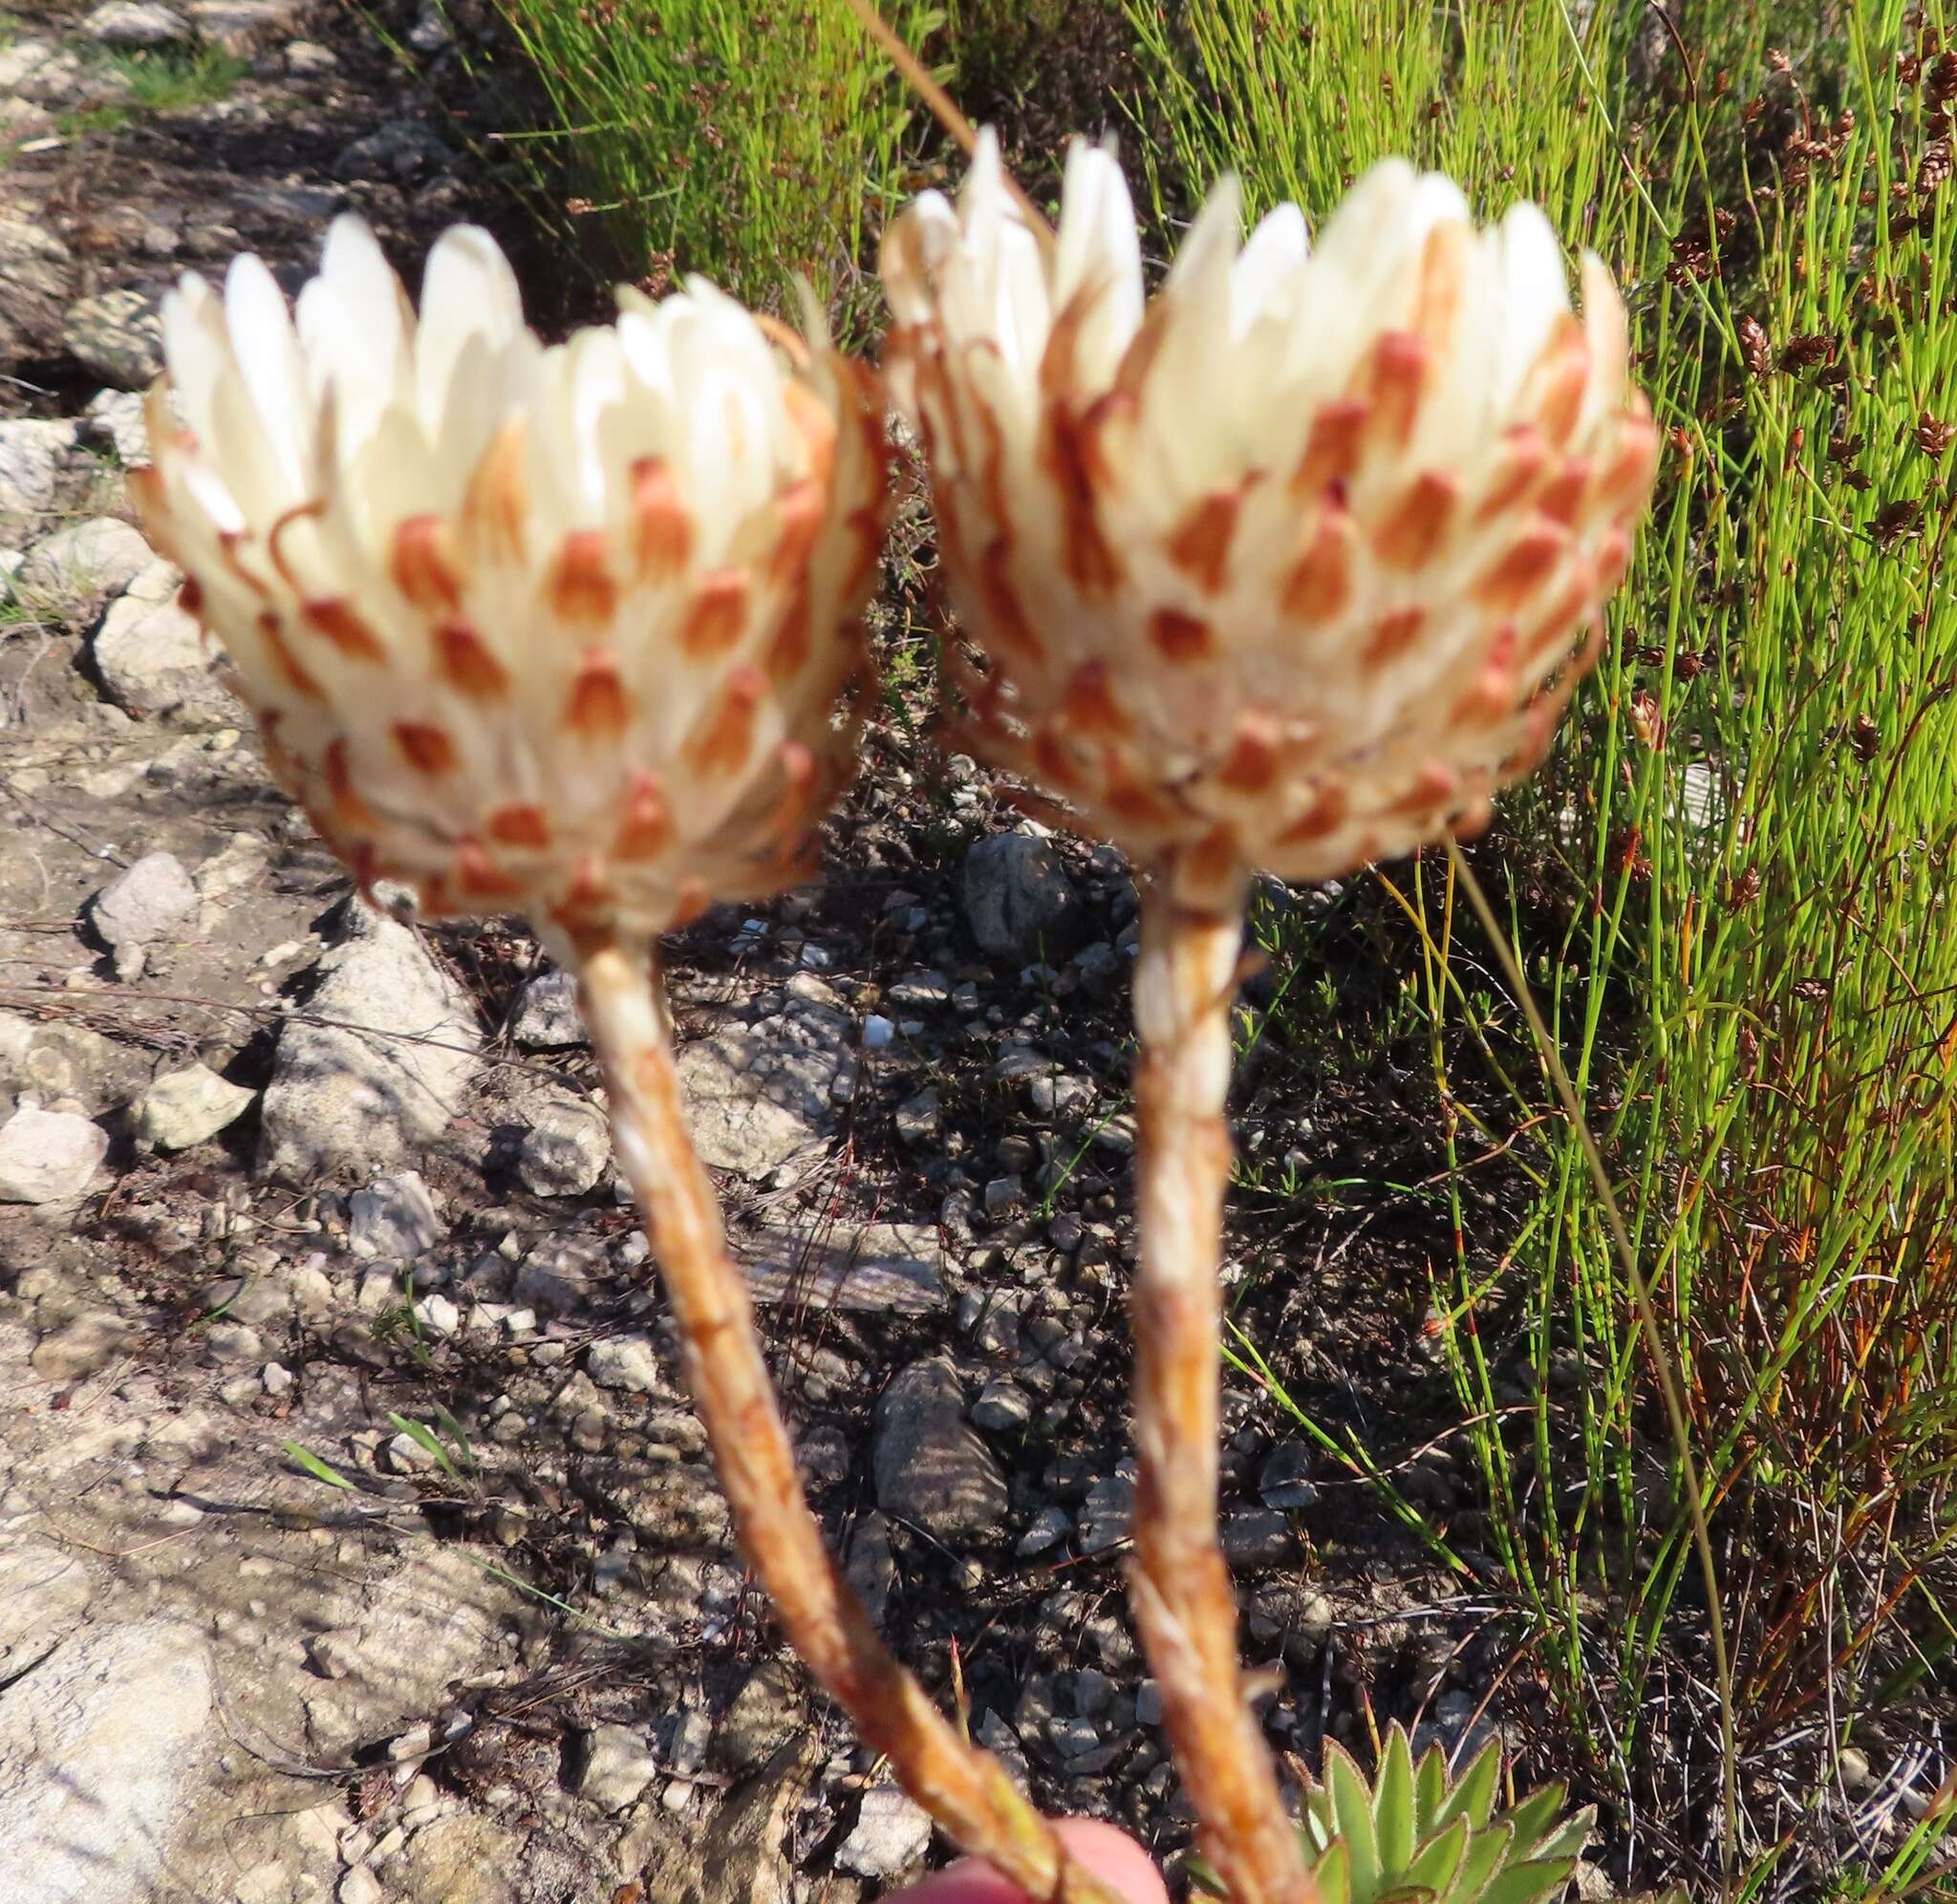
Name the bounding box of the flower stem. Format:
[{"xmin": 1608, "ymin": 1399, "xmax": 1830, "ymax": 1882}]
[
  {"xmin": 577, "ymin": 936, "xmax": 1123, "ymax": 1904},
  {"xmin": 1130, "ymin": 874, "xmax": 1317, "ymax": 1904}
]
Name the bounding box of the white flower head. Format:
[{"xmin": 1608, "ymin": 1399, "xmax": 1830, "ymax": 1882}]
[
  {"xmin": 135, "ymin": 219, "xmax": 889, "ymax": 950},
  {"xmin": 883, "ymin": 136, "xmax": 1658, "ymax": 908}
]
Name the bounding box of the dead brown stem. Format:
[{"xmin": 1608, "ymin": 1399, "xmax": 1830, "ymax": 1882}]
[
  {"xmin": 1130, "ymin": 874, "xmax": 1317, "ymax": 1904},
  {"xmin": 577, "ymin": 937, "xmax": 1123, "ymax": 1904}
]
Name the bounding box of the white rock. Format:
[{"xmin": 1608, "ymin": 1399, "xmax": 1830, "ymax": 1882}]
[
  {"xmin": 258, "ymin": 906, "xmax": 481, "ymax": 1180},
  {"xmin": 82, "ymin": 388, "xmax": 154, "ymax": 465},
  {"xmin": 81, "ymin": 0, "xmax": 195, "ymax": 44},
  {"xmin": 873, "ymin": 1357, "xmax": 1009, "ymax": 1542},
  {"xmin": 91, "ymin": 850, "xmax": 198, "ymax": 963},
  {"xmin": 0, "ymin": 1103, "xmax": 107, "ymax": 1203},
  {"xmin": 94, "ymin": 575, "xmax": 226, "ymax": 718},
  {"xmin": 0, "ymin": 417, "xmax": 77, "ymax": 517},
  {"xmin": 508, "ymin": 966, "xmax": 585, "ymax": 1046},
  {"xmin": 518, "ymin": 1094, "xmax": 610, "ymax": 1196},
  {"xmin": 585, "ymin": 1335, "xmax": 662, "ymax": 1396},
  {"xmin": 30, "ymin": 1309, "xmax": 131, "ymax": 1380},
  {"xmin": 836, "ymin": 1784, "xmax": 933, "ymax": 1879},
  {"xmin": 676, "ymin": 993, "xmax": 853, "ymax": 1181},
  {"xmin": 14, "ymin": 516, "xmax": 152, "ymax": 605},
  {"xmin": 577, "ymin": 1723, "xmax": 656, "ymax": 1811},
  {"xmin": 349, "ymin": 1170, "xmax": 443, "ymax": 1259},
  {"xmin": 61, "ymin": 290, "xmax": 163, "ymax": 391},
  {"xmin": 133, "ymin": 1063, "xmax": 253, "ymax": 1150},
  {"xmin": 0, "ymin": 1621, "xmax": 212, "ymax": 1899}
]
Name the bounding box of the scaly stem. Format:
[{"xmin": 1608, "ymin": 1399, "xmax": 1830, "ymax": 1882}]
[
  {"xmin": 578, "ymin": 937, "xmax": 1123, "ymax": 1904},
  {"xmin": 1130, "ymin": 873, "xmax": 1317, "ymax": 1904}
]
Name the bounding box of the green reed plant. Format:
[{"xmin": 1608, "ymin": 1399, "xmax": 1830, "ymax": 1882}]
[
  {"xmin": 1128, "ymin": 0, "xmax": 1957, "ymax": 1883},
  {"xmin": 492, "ymin": 0, "xmax": 941, "ymax": 334}
]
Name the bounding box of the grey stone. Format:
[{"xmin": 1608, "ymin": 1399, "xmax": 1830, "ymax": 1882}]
[
  {"xmin": 0, "ymin": 1010, "xmax": 149, "ymax": 1115},
  {"xmin": 677, "ymin": 994, "xmax": 853, "ymax": 1180},
  {"xmin": 91, "ymin": 850, "xmax": 198, "ymax": 970},
  {"xmin": 873, "ymin": 1356, "xmax": 1009, "ymax": 1544},
  {"xmin": 15, "ymin": 517, "xmax": 153, "ymax": 607},
  {"xmin": 585, "ymin": 1335, "xmax": 663, "ymax": 1396},
  {"xmin": 517, "ymin": 1091, "xmax": 611, "ymax": 1196},
  {"xmin": 83, "ymin": 389, "xmax": 155, "ymax": 466},
  {"xmin": 81, "ymin": 1, "xmax": 195, "ymax": 45},
  {"xmin": 971, "ymin": 1379, "xmax": 1032, "ymax": 1432},
  {"xmin": 714, "ymin": 1660, "xmax": 802, "ymax": 1771},
  {"xmin": 844, "ymin": 1511, "xmax": 895, "ymax": 1631},
  {"xmin": 284, "ymin": 37, "xmax": 335, "ymax": 72},
  {"xmin": 1409, "ymin": 1690, "xmax": 1502, "ymax": 1768},
  {"xmin": 893, "ymin": 1088, "xmax": 938, "ymax": 1145},
  {"xmin": 62, "ymin": 290, "xmax": 165, "ymax": 391},
  {"xmin": 134, "ymin": 1063, "xmax": 254, "ymax": 1150},
  {"xmin": 836, "ymin": 1785, "xmax": 933, "ymax": 1880},
  {"xmin": 1080, "ymin": 1463, "xmax": 1136, "ymax": 1553},
  {"xmin": 183, "ymin": 0, "xmax": 300, "ymax": 51},
  {"xmin": 742, "ymin": 1220, "xmax": 944, "ymax": 1315},
  {"xmin": 30, "ymin": 1309, "xmax": 131, "ymax": 1381},
  {"xmin": 0, "ymin": 221, "xmax": 75, "ymax": 366},
  {"xmin": 1258, "ymin": 1440, "xmax": 1320, "ymax": 1510},
  {"xmin": 258, "ymin": 906, "xmax": 481, "ymax": 1180},
  {"xmin": 963, "ymin": 829, "xmax": 1083, "ymax": 959},
  {"xmin": 0, "ymin": 1104, "xmax": 107, "ymax": 1204},
  {"xmin": 0, "ymin": 1621, "xmax": 212, "ymax": 1901},
  {"xmin": 577, "ymin": 1724, "xmax": 656, "ymax": 1811},
  {"xmin": 349, "ymin": 1170, "xmax": 443, "ymax": 1259},
  {"xmin": 1135, "ymin": 1680, "xmax": 1164, "ymax": 1727},
  {"xmin": 384, "ymin": 1429, "xmax": 438, "ymax": 1473},
  {"xmin": 887, "ymin": 969, "xmax": 950, "ymax": 1009},
  {"xmin": 1220, "ymin": 1508, "xmax": 1294, "ymax": 1567},
  {"xmin": 1016, "ymin": 1505, "xmax": 1071, "ymax": 1556},
  {"xmin": 333, "ymin": 121, "xmax": 453, "ymax": 182},
  {"xmin": 0, "ymin": 419, "xmax": 77, "ymax": 520},
  {"xmin": 508, "ymin": 967, "xmax": 584, "ymax": 1046},
  {"xmin": 94, "ymin": 565, "xmax": 227, "ymax": 718}
]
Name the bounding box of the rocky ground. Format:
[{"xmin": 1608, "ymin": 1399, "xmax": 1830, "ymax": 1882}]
[{"xmin": 1, "ymin": 6, "xmax": 1664, "ymax": 1903}]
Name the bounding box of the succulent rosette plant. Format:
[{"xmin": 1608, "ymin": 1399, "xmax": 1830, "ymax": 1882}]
[
  {"xmin": 133, "ymin": 219, "xmax": 1123, "ymax": 1904},
  {"xmin": 884, "ymin": 136, "xmax": 1658, "ymax": 1904}
]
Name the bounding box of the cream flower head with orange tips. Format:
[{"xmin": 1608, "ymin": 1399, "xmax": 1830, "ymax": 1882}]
[
  {"xmin": 135, "ymin": 218, "xmax": 889, "ymax": 952},
  {"xmin": 882, "ymin": 135, "xmax": 1657, "ymax": 908}
]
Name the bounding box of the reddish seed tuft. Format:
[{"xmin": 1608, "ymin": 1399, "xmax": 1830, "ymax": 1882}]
[
  {"xmin": 393, "ymin": 720, "xmax": 457, "ymax": 775},
  {"xmin": 566, "ymin": 649, "xmax": 632, "ymax": 735},
  {"xmin": 1217, "ymin": 713, "xmax": 1282, "ymax": 792},
  {"xmin": 1291, "ymin": 398, "xmax": 1371, "ymax": 495},
  {"xmin": 1374, "ymin": 471, "xmax": 1458, "ymax": 568},
  {"xmin": 688, "ymin": 665, "xmax": 765, "ymax": 775},
  {"xmin": 613, "ymin": 769, "xmax": 671, "ymax": 860},
  {"xmin": 435, "ymin": 621, "xmax": 509, "ymax": 699},
  {"xmin": 550, "ymin": 529, "xmax": 618, "ymax": 625},
  {"xmin": 1364, "ymin": 607, "xmax": 1428, "ymax": 669},
  {"xmin": 1149, "ymin": 606, "xmax": 1214, "ymax": 663},
  {"xmin": 630, "ymin": 457, "xmax": 693, "ymax": 576},
  {"xmin": 392, "ymin": 515, "xmax": 462, "ymax": 614},
  {"xmin": 302, "ymin": 597, "xmax": 386, "ymax": 662},
  {"xmin": 1283, "ymin": 507, "xmax": 1357, "ymax": 624},
  {"xmin": 683, "ymin": 569, "xmax": 750, "ymax": 655},
  {"xmin": 487, "ymin": 803, "xmax": 551, "ymax": 848},
  {"xmin": 1475, "ymin": 516, "xmax": 1568, "ymax": 610},
  {"xmin": 1166, "ymin": 485, "xmax": 1247, "ymax": 593}
]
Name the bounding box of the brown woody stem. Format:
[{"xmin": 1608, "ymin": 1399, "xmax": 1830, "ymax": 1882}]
[
  {"xmin": 1130, "ymin": 873, "xmax": 1317, "ymax": 1904},
  {"xmin": 577, "ymin": 937, "xmax": 1123, "ymax": 1904}
]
